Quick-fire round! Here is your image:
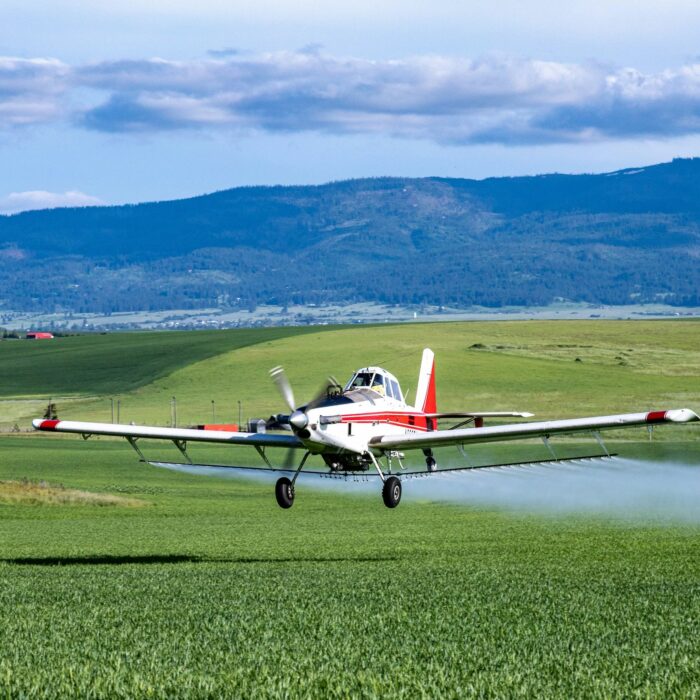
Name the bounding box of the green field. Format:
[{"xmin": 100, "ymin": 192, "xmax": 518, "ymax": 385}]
[
  {"xmin": 1, "ymin": 321, "xmax": 699, "ymax": 697},
  {"xmin": 2, "ymin": 320, "xmax": 700, "ymax": 435}
]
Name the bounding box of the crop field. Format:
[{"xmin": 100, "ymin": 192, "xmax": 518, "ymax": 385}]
[
  {"xmin": 1, "ymin": 319, "xmax": 699, "ymax": 436},
  {"xmin": 0, "ymin": 321, "xmax": 699, "ymax": 697}
]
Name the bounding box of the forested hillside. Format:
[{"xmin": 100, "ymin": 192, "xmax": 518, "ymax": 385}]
[{"xmin": 1, "ymin": 158, "xmax": 699, "ymax": 312}]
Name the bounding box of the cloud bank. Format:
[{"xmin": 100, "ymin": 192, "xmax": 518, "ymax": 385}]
[{"xmin": 4, "ymin": 51, "xmax": 700, "ymax": 145}]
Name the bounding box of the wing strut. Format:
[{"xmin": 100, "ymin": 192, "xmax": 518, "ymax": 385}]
[
  {"xmin": 254, "ymin": 445, "xmax": 273, "ymax": 468},
  {"xmin": 592, "ymin": 431, "xmax": 610, "ymax": 457},
  {"xmin": 173, "ymin": 439, "xmax": 193, "ymax": 464},
  {"xmin": 127, "ymin": 436, "xmax": 146, "ymax": 462},
  {"xmin": 542, "ymin": 435, "xmax": 557, "ymax": 459}
]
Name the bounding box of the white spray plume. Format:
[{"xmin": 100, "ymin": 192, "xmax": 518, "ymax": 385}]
[
  {"xmin": 154, "ymin": 457, "xmax": 700, "ymax": 523},
  {"xmin": 400, "ymin": 458, "xmax": 700, "ymax": 523}
]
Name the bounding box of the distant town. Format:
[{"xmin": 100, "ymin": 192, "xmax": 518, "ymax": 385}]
[{"xmin": 1, "ymin": 302, "xmax": 698, "ymax": 334}]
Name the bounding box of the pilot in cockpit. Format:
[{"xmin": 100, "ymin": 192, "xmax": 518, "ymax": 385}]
[
  {"xmin": 346, "ymin": 371, "xmax": 385, "ymax": 395},
  {"xmin": 348, "ymin": 372, "xmax": 372, "ymax": 389},
  {"xmin": 370, "ymin": 373, "xmax": 385, "ymax": 395}
]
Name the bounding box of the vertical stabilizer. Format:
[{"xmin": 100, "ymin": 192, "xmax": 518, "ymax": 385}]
[{"xmin": 414, "ymin": 348, "xmax": 436, "ymax": 413}]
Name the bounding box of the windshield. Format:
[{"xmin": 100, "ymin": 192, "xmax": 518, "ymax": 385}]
[
  {"xmin": 345, "ymin": 371, "xmax": 401, "ymax": 399},
  {"xmin": 345, "ymin": 372, "xmax": 373, "ymax": 390}
]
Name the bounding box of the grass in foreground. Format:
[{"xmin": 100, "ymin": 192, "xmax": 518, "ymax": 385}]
[
  {"xmin": 0, "ymin": 436, "xmax": 698, "ymax": 698},
  {"xmin": 0, "ymin": 479, "xmax": 148, "ymax": 507}
]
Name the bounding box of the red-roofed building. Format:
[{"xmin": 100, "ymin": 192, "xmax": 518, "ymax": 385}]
[{"xmin": 26, "ymin": 332, "xmax": 54, "ymax": 340}]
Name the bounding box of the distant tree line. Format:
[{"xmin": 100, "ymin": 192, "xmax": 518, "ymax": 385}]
[{"xmin": 1, "ymin": 160, "xmax": 700, "ymax": 312}]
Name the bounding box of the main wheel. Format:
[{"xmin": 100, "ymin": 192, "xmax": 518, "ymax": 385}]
[
  {"xmin": 382, "ymin": 476, "xmax": 402, "ymax": 508},
  {"xmin": 275, "ymin": 477, "xmax": 295, "ymax": 509},
  {"xmin": 426, "ymin": 456, "xmax": 437, "ymax": 472}
]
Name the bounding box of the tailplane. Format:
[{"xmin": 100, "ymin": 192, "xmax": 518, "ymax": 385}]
[{"xmin": 414, "ymin": 348, "xmax": 436, "ymax": 413}]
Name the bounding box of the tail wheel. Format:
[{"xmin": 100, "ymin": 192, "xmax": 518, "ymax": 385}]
[
  {"xmin": 382, "ymin": 476, "xmax": 402, "ymax": 508},
  {"xmin": 275, "ymin": 477, "xmax": 295, "ymax": 509}
]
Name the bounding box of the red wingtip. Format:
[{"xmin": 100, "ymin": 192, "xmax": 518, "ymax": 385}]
[
  {"xmin": 646, "ymin": 411, "xmax": 667, "ymax": 424},
  {"xmin": 39, "ymin": 419, "xmax": 60, "ymax": 430}
]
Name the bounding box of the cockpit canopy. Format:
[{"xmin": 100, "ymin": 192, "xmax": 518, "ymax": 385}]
[{"xmin": 344, "ymin": 367, "xmax": 403, "ymax": 401}]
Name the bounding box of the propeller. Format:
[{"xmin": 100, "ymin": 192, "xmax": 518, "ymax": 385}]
[
  {"xmin": 268, "ymin": 366, "xmax": 340, "ymax": 433},
  {"xmin": 270, "ymin": 366, "xmax": 295, "ymax": 412}
]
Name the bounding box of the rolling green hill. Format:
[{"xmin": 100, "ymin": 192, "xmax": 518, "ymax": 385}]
[
  {"xmin": 2, "ymin": 321, "xmax": 699, "ymax": 445},
  {"xmin": 0, "ymin": 326, "xmax": 319, "ymax": 397}
]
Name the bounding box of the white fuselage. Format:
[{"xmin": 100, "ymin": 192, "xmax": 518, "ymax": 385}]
[{"xmin": 296, "ymin": 388, "xmax": 432, "ymax": 456}]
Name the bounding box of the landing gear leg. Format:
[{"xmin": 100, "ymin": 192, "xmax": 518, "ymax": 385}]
[
  {"xmin": 423, "ymin": 448, "xmax": 437, "ymax": 472},
  {"xmin": 366, "ymin": 452, "xmax": 402, "ymax": 509}
]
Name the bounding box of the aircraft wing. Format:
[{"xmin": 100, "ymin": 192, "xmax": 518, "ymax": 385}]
[
  {"xmin": 370, "ymin": 408, "xmax": 699, "ymax": 451},
  {"xmin": 32, "ymin": 419, "xmax": 304, "ymax": 449}
]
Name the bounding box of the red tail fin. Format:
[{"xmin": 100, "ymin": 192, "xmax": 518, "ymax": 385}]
[{"xmin": 415, "ymin": 348, "xmax": 436, "ymax": 413}]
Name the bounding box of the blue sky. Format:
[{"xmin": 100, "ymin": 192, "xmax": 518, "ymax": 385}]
[{"xmin": 3, "ymin": 0, "xmax": 700, "ymax": 212}]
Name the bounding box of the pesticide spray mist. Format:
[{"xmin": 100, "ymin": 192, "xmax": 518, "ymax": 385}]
[
  {"xmin": 399, "ymin": 457, "xmax": 700, "ymax": 522},
  {"xmin": 156, "ymin": 457, "xmax": 700, "ymax": 523}
]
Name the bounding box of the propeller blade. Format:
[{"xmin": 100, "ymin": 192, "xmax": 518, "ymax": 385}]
[
  {"xmin": 282, "ymin": 447, "xmax": 297, "ymax": 469},
  {"xmin": 270, "ymin": 366, "xmax": 296, "ymax": 412},
  {"xmin": 305, "ymin": 378, "xmax": 333, "ymax": 411},
  {"xmin": 328, "ymin": 375, "xmax": 342, "ymax": 391},
  {"xmin": 305, "ymin": 375, "xmax": 346, "ymax": 411}
]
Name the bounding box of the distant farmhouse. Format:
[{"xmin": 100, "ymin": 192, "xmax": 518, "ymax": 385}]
[{"xmin": 26, "ymin": 332, "xmax": 54, "ymax": 340}]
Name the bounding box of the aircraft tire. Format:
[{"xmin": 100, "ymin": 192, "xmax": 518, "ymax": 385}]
[
  {"xmin": 382, "ymin": 476, "xmax": 402, "ymax": 508},
  {"xmin": 275, "ymin": 477, "xmax": 295, "ymax": 508},
  {"xmin": 426, "ymin": 456, "xmax": 437, "ymax": 472}
]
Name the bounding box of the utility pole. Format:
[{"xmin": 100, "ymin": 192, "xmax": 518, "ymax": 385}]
[
  {"xmin": 237, "ymin": 400, "xmax": 242, "ymax": 428},
  {"xmin": 117, "ymin": 399, "xmax": 121, "ymax": 423},
  {"xmin": 171, "ymin": 396, "xmax": 177, "ymax": 428},
  {"xmin": 211, "ymin": 400, "xmax": 216, "ymax": 423},
  {"xmin": 110, "ymin": 398, "xmax": 114, "ymax": 423}
]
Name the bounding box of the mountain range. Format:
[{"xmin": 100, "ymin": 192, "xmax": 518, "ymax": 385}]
[{"xmin": 1, "ymin": 157, "xmax": 699, "ymax": 313}]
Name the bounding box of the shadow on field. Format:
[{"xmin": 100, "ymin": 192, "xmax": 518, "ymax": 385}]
[{"xmin": 4, "ymin": 554, "xmax": 400, "ymax": 566}]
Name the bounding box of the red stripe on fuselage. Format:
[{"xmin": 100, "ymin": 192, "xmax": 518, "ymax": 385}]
[{"xmin": 338, "ymin": 412, "xmax": 432, "ymax": 431}]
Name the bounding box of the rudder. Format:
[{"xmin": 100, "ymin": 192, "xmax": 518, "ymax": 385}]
[{"xmin": 414, "ymin": 348, "xmax": 436, "ymax": 413}]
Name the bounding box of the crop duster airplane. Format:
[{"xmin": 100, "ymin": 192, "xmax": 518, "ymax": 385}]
[{"xmin": 33, "ymin": 349, "xmax": 698, "ymax": 509}]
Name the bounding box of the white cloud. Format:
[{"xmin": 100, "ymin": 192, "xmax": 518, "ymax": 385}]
[
  {"xmin": 75, "ymin": 52, "xmax": 700, "ymax": 144},
  {"xmin": 0, "ymin": 57, "xmax": 69, "ymax": 126},
  {"xmin": 0, "ymin": 190, "xmax": 103, "ymax": 215},
  {"xmin": 4, "ymin": 50, "xmax": 700, "ymax": 144}
]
